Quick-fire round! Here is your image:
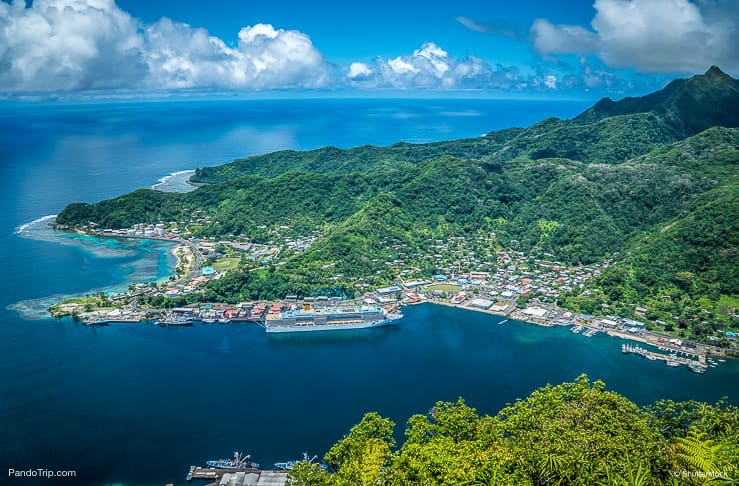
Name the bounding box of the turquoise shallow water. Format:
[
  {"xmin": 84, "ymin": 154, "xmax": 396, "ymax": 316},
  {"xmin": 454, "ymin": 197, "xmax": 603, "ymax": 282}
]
[{"xmin": 1, "ymin": 98, "xmax": 736, "ymax": 485}]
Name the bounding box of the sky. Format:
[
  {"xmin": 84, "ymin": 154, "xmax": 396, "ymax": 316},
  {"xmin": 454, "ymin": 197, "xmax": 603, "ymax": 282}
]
[{"xmin": 0, "ymin": 0, "xmax": 738, "ymax": 97}]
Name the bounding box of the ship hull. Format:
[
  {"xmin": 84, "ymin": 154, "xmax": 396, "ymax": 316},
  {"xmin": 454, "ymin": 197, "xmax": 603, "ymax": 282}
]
[{"xmin": 265, "ymin": 316, "xmax": 400, "ymax": 334}]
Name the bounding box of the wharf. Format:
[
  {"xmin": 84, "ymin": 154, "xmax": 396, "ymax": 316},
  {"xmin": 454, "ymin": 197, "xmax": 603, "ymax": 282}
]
[
  {"xmin": 621, "ymin": 343, "xmax": 706, "ymax": 371},
  {"xmin": 186, "ymin": 466, "xmax": 287, "ymax": 485}
]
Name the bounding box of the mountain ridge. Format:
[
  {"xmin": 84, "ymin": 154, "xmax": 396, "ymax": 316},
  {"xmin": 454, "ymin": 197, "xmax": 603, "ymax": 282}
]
[
  {"xmin": 574, "ymin": 66, "xmax": 739, "ymax": 138},
  {"xmin": 55, "ymin": 68, "xmax": 739, "ymax": 344}
]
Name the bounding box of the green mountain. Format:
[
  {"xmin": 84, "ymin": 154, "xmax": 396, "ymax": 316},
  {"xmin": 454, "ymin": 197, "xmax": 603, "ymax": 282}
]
[
  {"xmin": 576, "ymin": 66, "xmax": 739, "ymax": 137},
  {"xmin": 55, "ymin": 67, "xmax": 739, "ymax": 342},
  {"xmin": 190, "ymin": 66, "xmax": 739, "ymax": 185}
]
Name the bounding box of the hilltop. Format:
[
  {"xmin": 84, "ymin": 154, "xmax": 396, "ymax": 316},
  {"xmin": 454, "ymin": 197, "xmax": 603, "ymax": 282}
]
[{"xmin": 55, "ymin": 67, "xmax": 739, "ymax": 345}]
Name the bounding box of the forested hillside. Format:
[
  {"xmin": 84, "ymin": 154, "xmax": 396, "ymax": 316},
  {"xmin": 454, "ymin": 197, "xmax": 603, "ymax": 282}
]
[
  {"xmin": 286, "ymin": 376, "xmax": 739, "ymax": 485},
  {"xmin": 55, "ymin": 67, "xmax": 739, "ymax": 341}
]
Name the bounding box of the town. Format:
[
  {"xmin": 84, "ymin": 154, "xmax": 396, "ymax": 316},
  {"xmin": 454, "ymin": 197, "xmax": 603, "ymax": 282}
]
[{"xmin": 49, "ymin": 219, "xmax": 737, "ymax": 372}]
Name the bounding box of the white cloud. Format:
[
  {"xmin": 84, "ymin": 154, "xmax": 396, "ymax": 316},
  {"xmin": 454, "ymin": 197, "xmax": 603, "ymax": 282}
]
[
  {"xmin": 531, "ymin": 19, "xmax": 598, "ymax": 55},
  {"xmin": 351, "ymin": 42, "xmax": 509, "ymax": 89},
  {"xmin": 0, "ymin": 0, "xmax": 146, "ymax": 91},
  {"xmin": 347, "ymin": 62, "xmax": 372, "ymax": 79},
  {"xmin": 387, "ymin": 57, "xmax": 419, "ymax": 75},
  {"xmin": 531, "ymin": 0, "xmax": 739, "ymax": 73},
  {"xmin": 0, "ymin": 0, "xmax": 330, "ymax": 91},
  {"xmin": 544, "ymin": 75, "xmax": 557, "ymax": 89}
]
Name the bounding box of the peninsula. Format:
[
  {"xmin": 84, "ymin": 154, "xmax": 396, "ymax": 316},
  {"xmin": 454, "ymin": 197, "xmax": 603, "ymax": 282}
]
[{"xmin": 51, "ymin": 67, "xmax": 739, "ymax": 358}]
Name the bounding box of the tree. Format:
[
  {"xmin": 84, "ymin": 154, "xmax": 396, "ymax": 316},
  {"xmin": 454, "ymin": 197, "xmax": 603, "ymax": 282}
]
[{"xmin": 324, "ymin": 412, "xmax": 395, "ymax": 471}]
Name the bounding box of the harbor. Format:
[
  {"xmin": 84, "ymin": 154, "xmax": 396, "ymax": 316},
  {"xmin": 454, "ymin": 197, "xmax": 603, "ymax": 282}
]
[
  {"xmin": 621, "ymin": 343, "xmax": 707, "ymax": 373},
  {"xmin": 60, "ymin": 288, "xmax": 730, "ymax": 373},
  {"xmin": 71, "ymin": 299, "xmax": 403, "ymax": 334}
]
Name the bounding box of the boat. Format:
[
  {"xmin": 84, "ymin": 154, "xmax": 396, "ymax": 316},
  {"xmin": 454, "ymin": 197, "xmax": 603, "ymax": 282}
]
[
  {"xmin": 156, "ymin": 314, "xmax": 194, "ymax": 326},
  {"xmin": 688, "ymin": 362, "xmax": 707, "ymax": 374},
  {"xmin": 274, "ymin": 453, "xmax": 328, "ymax": 471},
  {"xmin": 83, "ymin": 317, "xmax": 109, "ymax": 326},
  {"xmin": 264, "ymin": 304, "xmax": 402, "ymax": 333},
  {"xmin": 206, "ymin": 452, "xmax": 259, "ymax": 470},
  {"xmin": 666, "ymin": 359, "xmax": 680, "ymax": 367}
]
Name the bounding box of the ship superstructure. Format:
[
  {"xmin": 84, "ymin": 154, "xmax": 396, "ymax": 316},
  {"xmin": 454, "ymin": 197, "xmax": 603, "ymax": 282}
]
[{"xmin": 265, "ymin": 304, "xmax": 402, "ymax": 333}]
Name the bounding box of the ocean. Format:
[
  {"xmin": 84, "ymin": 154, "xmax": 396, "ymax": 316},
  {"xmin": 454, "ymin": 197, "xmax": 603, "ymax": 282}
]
[{"xmin": 1, "ymin": 98, "xmax": 737, "ymax": 485}]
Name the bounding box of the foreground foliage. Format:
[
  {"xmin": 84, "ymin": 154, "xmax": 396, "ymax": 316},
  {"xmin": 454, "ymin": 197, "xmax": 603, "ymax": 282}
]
[{"xmin": 288, "ymin": 376, "xmax": 739, "ymax": 486}]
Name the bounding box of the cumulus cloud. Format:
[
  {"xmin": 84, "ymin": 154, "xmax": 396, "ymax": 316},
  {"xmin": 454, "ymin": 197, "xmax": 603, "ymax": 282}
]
[
  {"xmin": 0, "ymin": 0, "xmax": 146, "ymax": 90},
  {"xmin": 531, "ymin": 19, "xmax": 599, "ymax": 54},
  {"xmin": 348, "ymin": 42, "xmax": 515, "ymax": 89},
  {"xmin": 0, "ymin": 0, "xmax": 329, "ymax": 91},
  {"xmin": 531, "ymin": 0, "xmax": 739, "ymax": 73},
  {"xmin": 347, "ymin": 62, "xmax": 372, "ymax": 80},
  {"xmin": 543, "ymin": 75, "xmax": 557, "ymax": 89}
]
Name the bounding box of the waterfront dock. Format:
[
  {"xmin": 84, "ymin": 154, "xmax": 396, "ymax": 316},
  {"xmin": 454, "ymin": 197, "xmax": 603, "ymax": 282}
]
[
  {"xmin": 186, "ymin": 466, "xmax": 287, "ymax": 485},
  {"xmin": 621, "ymin": 343, "xmax": 707, "ymax": 372}
]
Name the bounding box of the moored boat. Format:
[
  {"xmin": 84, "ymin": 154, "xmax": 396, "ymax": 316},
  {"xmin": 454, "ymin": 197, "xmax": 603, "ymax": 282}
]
[
  {"xmin": 206, "ymin": 452, "xmax": 259, "ymax": 470},
  {"xmin": 157, "ymin": 312, "xmax": 194, "ymax": 326},
  {"xmin": 688, "ymin": 362, "xmax": 707, "ymax": 374},
  {"xmin": 265, "ymin": 304, "xmax": 402, "ymax": 333}
]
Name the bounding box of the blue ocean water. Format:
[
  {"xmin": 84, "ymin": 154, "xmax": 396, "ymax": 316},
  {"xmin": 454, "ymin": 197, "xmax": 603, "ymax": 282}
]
[{"xmin": 1, "ymin": 98, "xmax": 737, "ymax": 485}]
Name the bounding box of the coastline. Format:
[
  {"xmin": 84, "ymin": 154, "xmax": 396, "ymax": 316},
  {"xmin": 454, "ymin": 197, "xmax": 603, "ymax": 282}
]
[
  {"xmin": 413, "ymin": 298, "xmax": 732, "ymax": 361},
  {"xmin": 151, "ymin": 169, "xmax": 199, "ymax": 193},
  {"xmin": 28, "ymin": 220, "xmax": 733, "ymax": 365}
]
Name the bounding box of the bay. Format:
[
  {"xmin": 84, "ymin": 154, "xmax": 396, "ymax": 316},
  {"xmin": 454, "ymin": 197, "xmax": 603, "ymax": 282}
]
[{"xmin": 1, "ymin": 98, "xmax": 736, "ymax": 485}]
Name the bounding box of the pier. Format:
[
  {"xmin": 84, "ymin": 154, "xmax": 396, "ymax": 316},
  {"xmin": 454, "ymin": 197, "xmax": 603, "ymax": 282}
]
[
  {"xmin": 621, "ymin": 343, "xmax": 707, "ymax": 372},
  {"xmin": 187, "ymin": 466, "xmax": 288, "ymax": 485}
]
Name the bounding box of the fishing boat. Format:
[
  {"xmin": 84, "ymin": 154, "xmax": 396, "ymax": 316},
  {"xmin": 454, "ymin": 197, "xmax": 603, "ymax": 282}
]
[
  {"xmin": 206, "ymin": 452, "xmax": 259, "ymax": 470},
  {"xmin": 275, "ymin": 453, "xmax": 328, "ymax": 471},
  {"xmin": 688, "ymin": 362, "xmax": 707, "ymax": 374}
]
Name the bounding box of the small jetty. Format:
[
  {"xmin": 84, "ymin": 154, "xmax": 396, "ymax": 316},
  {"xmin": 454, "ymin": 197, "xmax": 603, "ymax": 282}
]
[
  {"xmin": 621, "ymin": 343, "xmax": 707, "ymax": 372},
  {"xmin": 186, "ymin": 466, "xmax": 288, "ymax": 485},
  {"xmin": 571, "ymin": 325, "xmax": 583, "ymax": 334}
]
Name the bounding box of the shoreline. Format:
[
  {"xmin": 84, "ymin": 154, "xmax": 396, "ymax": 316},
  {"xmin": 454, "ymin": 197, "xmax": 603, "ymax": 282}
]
[
  {"xmin": 30, "ymin": 223, "xmax": 734, "ymax": 363},
  {"xmin": 151, "ymin": 169, "xmax": 201, "ymax": 193},
  {"xmin": 414, "ymin": 299, "xmax": 733, "ymax": 361}
]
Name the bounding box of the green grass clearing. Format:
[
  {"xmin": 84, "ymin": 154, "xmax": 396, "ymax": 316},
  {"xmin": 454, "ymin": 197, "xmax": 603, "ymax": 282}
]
[{"xmin": 212, "ymin": 257, "xmax": 240, "ymax": 271}]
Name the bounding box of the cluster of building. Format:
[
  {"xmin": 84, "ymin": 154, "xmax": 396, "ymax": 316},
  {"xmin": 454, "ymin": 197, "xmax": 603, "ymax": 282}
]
[{"xmin": 372, "ymin": 250, "xmax": 608, "ymax": 314}]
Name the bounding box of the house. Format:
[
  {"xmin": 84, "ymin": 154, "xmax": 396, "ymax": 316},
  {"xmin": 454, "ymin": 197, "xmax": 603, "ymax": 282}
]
[
  {"xmin": 470, "ymin": 298, "xmax": 493, "ymax": 310},
  {"xmin": 522, "ymin": 307, "xmax": 548, "ymax": 318},
  {"xmin": 376, "ymin": 285, "xmax": 402, "ymax": 296},
  {"xmin": 490, "ymin": 302, "xmax": 510, "ymax": 313}
]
